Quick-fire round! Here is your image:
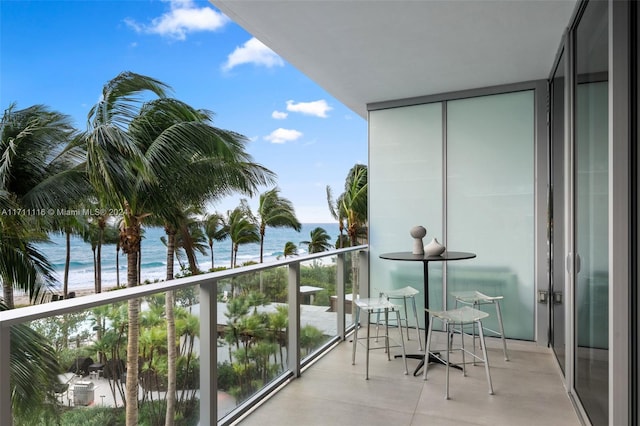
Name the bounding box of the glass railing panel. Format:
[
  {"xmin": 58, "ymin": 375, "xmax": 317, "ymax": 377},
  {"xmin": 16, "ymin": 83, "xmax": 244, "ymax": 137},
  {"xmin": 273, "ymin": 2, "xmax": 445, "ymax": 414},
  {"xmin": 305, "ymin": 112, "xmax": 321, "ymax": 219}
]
[
  {"xmin": 300, "ymin": 256, "xmax": 337, "ymax": 361},
  {"xmin": 216, "ymin": 267, "xmax": 289, "ymax": 420},
  {"xmin": 2, "ymin": 246, "xmax": 367, "ymax": 426},
  {"xmin": 13, "ymin": 288, "xmax": 202, "ymax": 426}
]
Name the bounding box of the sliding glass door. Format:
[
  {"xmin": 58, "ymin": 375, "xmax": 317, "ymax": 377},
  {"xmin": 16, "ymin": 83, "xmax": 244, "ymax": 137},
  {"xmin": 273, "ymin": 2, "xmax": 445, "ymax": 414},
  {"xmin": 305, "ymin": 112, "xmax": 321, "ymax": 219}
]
[
  {"xmin": 549, "ymin": 49, "xmax": 566, "ymax": 372},
  {"xmin": 573, "ymin": 1, "xmax": 609, "ymax": 424}
]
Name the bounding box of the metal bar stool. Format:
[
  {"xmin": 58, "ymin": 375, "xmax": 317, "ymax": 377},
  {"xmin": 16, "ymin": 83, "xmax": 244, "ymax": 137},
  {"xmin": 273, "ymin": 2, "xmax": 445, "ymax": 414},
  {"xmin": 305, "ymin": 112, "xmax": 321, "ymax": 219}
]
[
  {"xmin": 424, "ymin": 306, "xmax": 494, "ymax": 399},
  {"xmin": 376, "ymin": 286, "xmax": 423, "ymax": 351},
  {"xmin": 352, "ymin": 297, "xmax": 408, "ymax": 379},
  {"xmin": 451, "ymin": 290, "xmax": 509, "ymax": 361}
]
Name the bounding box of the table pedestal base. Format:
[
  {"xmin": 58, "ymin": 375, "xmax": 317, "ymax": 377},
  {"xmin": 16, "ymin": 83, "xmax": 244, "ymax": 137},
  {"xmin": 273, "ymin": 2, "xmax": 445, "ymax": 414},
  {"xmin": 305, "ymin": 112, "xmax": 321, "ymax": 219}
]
[{"xmin": 397, "ymin": 353, "xmax": 463, "ymax": 376}]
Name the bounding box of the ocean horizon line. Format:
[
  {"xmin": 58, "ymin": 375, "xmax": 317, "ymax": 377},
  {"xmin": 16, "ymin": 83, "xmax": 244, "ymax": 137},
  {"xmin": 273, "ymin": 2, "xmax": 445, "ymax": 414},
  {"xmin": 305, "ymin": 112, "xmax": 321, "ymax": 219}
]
[{"xmin": 31, "ymin": 222, "xmax": 342, "ymax": 293}]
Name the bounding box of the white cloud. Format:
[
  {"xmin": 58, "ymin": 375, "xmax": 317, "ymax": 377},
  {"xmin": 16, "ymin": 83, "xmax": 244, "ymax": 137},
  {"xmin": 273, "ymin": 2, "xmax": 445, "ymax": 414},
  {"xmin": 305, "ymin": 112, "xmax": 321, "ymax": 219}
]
[
  {"xmin": 286, "ymin": 99, "xmax": 332, "ymax": 118},
  {"xmin": 272, "ymin": 110, "xmax": 288, "ymax": 120},
  {"xmin": 264, "ymin": 128, "xmax": 302, "ymax": 144},
  {"xmin": 222, "ymin": 37, "xmax": 284, "ymax": 71},
  {"xmin": 125, "ymin": 0, "xmax": 229, "ymax": 40}
]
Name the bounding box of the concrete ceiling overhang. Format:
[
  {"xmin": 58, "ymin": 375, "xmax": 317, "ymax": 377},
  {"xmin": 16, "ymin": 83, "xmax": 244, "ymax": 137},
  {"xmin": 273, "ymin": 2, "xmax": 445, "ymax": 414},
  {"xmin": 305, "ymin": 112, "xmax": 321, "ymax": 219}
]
[{"xmin": 211, "ymin": 0, "xmax": 578, "ymax": 119}]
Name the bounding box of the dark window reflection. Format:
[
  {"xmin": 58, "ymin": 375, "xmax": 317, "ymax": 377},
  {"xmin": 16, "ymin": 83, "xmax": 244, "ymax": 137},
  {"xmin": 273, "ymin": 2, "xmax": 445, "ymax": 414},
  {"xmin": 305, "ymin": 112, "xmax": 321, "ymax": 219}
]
[{"xmin": 574, "ymin": 1, "xmax": 609, "ymax": 424}]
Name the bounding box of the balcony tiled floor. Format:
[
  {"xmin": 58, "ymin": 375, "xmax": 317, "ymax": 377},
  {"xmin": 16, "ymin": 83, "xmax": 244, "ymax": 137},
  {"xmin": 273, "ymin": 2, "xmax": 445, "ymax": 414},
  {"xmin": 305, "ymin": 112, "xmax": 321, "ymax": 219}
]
[{"xmin": 235, "ymin": 328, "xmax": 581, "ymax": 426}]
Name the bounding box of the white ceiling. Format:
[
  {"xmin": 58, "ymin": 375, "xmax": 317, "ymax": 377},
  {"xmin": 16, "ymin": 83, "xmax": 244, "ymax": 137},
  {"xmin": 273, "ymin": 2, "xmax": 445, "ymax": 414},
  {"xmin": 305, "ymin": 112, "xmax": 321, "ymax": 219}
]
[{"xmin": 212, "ymin": 0, "xmax": 577, "ymax": 119}]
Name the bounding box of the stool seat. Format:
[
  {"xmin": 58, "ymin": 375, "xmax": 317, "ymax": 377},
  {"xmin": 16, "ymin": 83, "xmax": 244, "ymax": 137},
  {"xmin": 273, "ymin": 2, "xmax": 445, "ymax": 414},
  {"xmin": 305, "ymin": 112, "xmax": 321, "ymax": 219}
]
[
  {"xmin": 451, "ymin": 290, "xmax": 502, "ymax": 304},
  {"xmin": 428, "ymin": 306, "xmax": 490, "ymax": 323},
  {"xmin": 425, "ymin": 306, "xmax": 494, "ymax": 399},
  {"xmin": 377, "ymin": 286, "xmax": 423, "ymax": 350},
  {"xmin": 451, "ymin": 290, "xmax": 509, "ymax": 361},
  {"xmin": 352, "ymin": 297, "xmax": 408, "ymax": 379},
  {"xmin": 384, "ymin": 286, "xmax": 420, "ymax": 298},
  {"xmin": 356, "ymin": 297, "xmax": 398, "ymax": 311}
]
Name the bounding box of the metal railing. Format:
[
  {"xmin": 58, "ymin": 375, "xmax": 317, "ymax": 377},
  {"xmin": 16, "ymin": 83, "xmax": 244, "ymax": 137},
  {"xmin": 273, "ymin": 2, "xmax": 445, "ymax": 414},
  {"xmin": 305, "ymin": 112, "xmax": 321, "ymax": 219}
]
[{"xmin": 0, "ymin": 245, "xmax": 368, "ymax": 425}]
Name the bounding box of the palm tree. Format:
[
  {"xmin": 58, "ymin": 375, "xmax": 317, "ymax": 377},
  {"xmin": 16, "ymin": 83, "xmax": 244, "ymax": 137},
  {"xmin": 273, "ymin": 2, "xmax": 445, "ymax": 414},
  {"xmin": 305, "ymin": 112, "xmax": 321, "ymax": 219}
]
[
  {"xmin": 0, "ymin": 103, "xmax": 87, "ymax": 306},
  {"xmin": 256, "ymin": 187, "xmax": 301, "ymax": 263},
  {"xmin": 91, "ymin": 207, "xmax": 117, "ymax": 294},
  {"xmin": 153, "ymin": 204, "xmax": 206, "ymax": 280},
  {"xmin": 282, "ymin": 241, "xmax": 298, "ymax": 258},
  {"xmin": 80, "ymin": 214, "xmax": 120, "ymax": 294},
  {"xmin": 85, "ymin": 72, "xmax": 171, "ymax": 425},
  {"xmin": 227, "ymin": 204, "xmax": 260, "ymax": 268},
  {"xmin": 52, "ymin": 214, "xmax": 85, "ymax": 298},
  {"xmin": 326, "ymin": 186, "xmax": 346, "ymax": 248},
  {"xmin": 131, "ymin": 96, "xmax": 273, "ymax": 424},
  {"xmin": 203, "ymin": 212, "xmax": 226, "ymax": 270},
  {"xmin": 81, "ymin": 217, "xmax": 101, "ymax": 293},
  {"xmin": 333, "ymin": 164, "xmax": 368, "ymax": 246},
  {"xmin": 0, "ymin": 209, "xmax": 56, "ymax": 308},
  {"xmin": 101, "ymin": 221, "xmax": 122, "ymax": 289},
  {"xmin": 2, "ymin": 300, "xmax": 61, "ymax": 424},
  {"xmin": 0, "ymin": 103, "xmax": 88, "ymax": 211},
  {"xmin": 327, "ymin": 164, "xmax": 368, "ymax": 306},
  {"xmin": 300, "ymin": 226, "xmax": 333, "ymax": 253},
  {"xmin": 268, "ymin": 305, "xmax": 288, "ymax": 368},
  {"xmin": 85, "ymin": 72, "xmax": 274, "ymax": 425}
]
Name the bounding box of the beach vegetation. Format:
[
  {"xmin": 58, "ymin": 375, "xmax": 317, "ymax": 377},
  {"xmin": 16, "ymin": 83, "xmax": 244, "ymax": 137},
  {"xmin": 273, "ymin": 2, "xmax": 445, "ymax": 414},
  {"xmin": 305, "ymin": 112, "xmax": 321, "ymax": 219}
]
[
  {"xmin": 1, "ymin": 75, "xmax": 355, "ymax": 425},
  {"xmin": 202, "ymin": 212, "xmax": 226, "ymax": 270},
  {"xmin": 219, "ymin": 291, "xmax": 326, "ymax": 403},
  {"xmin": 255, "ymin": 187, "xmax": 301, "ymax": 263},
  {"xmin": 83, "ymin": 71, "xmax": 275, "ymax": 425},
  {"xmin": 2, "ymin": 300, "xmax": 63, "ymax": 425},
  {"xmin": 0, "ymin": 103, "xmax": 86, "ymax": 307},
  {"xmin": 326, "ymin": 185, "xmax": 347, "ymax": 248},
  {"xmin": 226, "ymin": 203, "xmax": 260, "ymax": 268},
  {"xmin": 300, "ymin": 226, "xmax": 333, "ymax": 253},
  {"xmin": 52, "ymin": 214, "xmax": 85, "ymax": 298},
  {"xmin": 280, "ymin": 241, "xmax": 299, "ymax": 258},
  {"xmin": 327, "ymin": 164, "xmax": 367, "ymax": 311}
]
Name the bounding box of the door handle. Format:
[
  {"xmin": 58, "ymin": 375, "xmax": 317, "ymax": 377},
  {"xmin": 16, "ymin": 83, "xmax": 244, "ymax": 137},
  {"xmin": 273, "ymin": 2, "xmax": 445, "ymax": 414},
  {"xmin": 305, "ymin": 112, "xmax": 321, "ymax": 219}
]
[{"xmin": 566, "ymin": 253, "xmax": 581, "ymax": 274}]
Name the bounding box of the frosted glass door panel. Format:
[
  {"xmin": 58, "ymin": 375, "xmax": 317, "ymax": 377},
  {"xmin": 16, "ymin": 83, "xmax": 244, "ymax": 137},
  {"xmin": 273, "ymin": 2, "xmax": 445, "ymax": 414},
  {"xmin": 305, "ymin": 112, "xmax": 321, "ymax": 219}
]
[
  {"xmin": 447, "ymin": 91, "xmax": 535, "ymax": 340},
  {"xmin": 369, "ymin": 103, "xmax": 444, "ymax": 318}
]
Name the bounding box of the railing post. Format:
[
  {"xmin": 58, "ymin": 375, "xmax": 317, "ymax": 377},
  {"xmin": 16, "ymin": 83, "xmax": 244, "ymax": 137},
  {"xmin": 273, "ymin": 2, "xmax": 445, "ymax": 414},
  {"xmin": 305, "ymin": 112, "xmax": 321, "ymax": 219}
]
[
  {"xmin": 359, "ymin": 249, "xmax": 370, "ymax": 299},
  {"xmin": 288, "ymin": 262, "xmax": 301, "ymax": 377},
  {"xmin": 336, "ymin": 253, "xmax": 346, "ymax": 340},
  {"xmin": 0, "ymin": 325, "xmax": 11, "ymax": 426},
  {"xmin": 199, "ymin": 279, "xmax": 217, "ymax": 425}
]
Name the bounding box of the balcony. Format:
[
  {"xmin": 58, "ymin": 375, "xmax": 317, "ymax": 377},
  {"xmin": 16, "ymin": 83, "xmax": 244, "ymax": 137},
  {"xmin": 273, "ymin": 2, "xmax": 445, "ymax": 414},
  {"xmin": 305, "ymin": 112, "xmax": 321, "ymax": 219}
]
[
  {"xmin": 236, "ymin": 333, "xmax": 580, "ymax": 425},
  {"xmin": 0, "ymin": 246, "xmax": 580, "ymax": 425}
]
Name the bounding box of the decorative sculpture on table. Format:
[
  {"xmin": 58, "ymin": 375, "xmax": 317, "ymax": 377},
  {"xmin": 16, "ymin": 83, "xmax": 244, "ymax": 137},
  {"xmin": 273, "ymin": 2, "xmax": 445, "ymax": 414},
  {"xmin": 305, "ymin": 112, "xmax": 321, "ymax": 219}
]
[
  {"xmin": 410, "ymin": 226, "xmax": 427, "ymax": 254},
  {"xmin": 424, "ymin": 237, "xmax": 446, "ymax": 256}
]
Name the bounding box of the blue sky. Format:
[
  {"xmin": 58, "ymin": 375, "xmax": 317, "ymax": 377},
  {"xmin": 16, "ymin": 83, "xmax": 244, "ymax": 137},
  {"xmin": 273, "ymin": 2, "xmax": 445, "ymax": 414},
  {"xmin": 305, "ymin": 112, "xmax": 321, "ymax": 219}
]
[{"xmin": 0, "ymin": 0, "xmax": 367, "ymax": 223}]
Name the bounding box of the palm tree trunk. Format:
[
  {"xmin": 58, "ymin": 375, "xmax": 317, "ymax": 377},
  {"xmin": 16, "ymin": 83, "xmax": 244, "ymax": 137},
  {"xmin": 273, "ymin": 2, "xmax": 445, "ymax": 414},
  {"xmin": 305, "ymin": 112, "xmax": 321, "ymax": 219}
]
[
  {"xmin": 165, "ymin": 288, "xmax": 176, "ymax": 426},
  {"xmin": 165, "ymin": 228, "xmax": 176, "ymax": 281},
  {"xmin": 138, "ymin": 248, "xmax": 141, "ymax": 286},
  {"xmin": 64, "ymin": 229, "xmax": 71, "ymax": 298},
  {"xmin": 125, "ymin": 250, "xmax": 140, "ymax": 426},
  {"xmin": 97, "ymin": 232, "xmax": 103, "ymax": 293},
  {"xmin": 116, "ymin": 244, "xmax": 121, "ymax": 287},
  {"xmin": 2, "ymin": 283, "xmax": 14, "ymax": 309},
  {"xmin": 259, "ymin": 232, "xmax": 265, "ymax": 263},
  {"xmin": 179, "ymin": 223, "xmax": 199, "ymax": 275},
  {"xmin": 229, "ymin": 242, "xmax": 235, "ymax": 269},
  {"xmin": 121, "ymin": 215, "xmax": 142, "ymax": 426},
  {"xmin": 209, "ymin": 241, "xmax": 214, "ymax": 269},
  {"xmin": 163, "ymin": 226, "xmax": 178, "ymax": 424},
  {"xmin": 93, "ymin": 248, "xmax": 98, "ymax": 294},
  {"xmin": 233, "ymin": 245, "xmax": 239, "ymax": 268}
]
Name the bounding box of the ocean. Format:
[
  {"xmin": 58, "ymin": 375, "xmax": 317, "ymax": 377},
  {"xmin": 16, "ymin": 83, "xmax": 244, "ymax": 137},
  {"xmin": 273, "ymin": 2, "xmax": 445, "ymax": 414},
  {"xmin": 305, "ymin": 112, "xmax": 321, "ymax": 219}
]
[{"xmin": 37, "ymin": 223, "xmax": 341, "ymax": 292}]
